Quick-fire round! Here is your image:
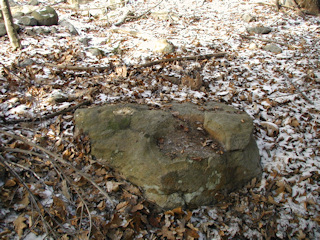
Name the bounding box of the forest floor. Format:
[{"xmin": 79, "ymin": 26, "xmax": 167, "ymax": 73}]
[{"xmin": 0, "ymin": 0, "xmax": 319, "ymax": 239}]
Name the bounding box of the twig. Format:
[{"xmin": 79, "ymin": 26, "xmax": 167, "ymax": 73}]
[
  {"xmin": 134, "ymin": 52, "xmax": 227, "ymax": 68},
  {"xmin": 239, "ymin": 34, "xmax": 294, "ymax": 48},
  {"xmin": 43, "ymin": 63, "xmax": 109, "ymax": 72},
  {"xmin": 1, "ymin": 100, "xmax": 91, "ymax": 124},
  {"xmin": 0, "ymin": 129, "xmax": 115, "ymax": 207},
  {"xmin": 115, "ymin": 0, "xmax": 164, "ymax": 26},
  {"xmin": 282, "ymin": 73, "xmax": 314, "ymax": 105}
]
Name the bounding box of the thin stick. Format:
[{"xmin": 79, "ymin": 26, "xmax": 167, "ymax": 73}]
[
  {"xmin": 115, "ymin": 0, "xmax": 164, "ymax": 26},
  {"xmin": 0, "ymin": 130, "xmax": 114, "ymax": 207},
  {"xmin": 1, "ymin": 100, "xmax": 91, "ymax": 124},
  {"xmin": 134, "ymin": 52, "xmax": 227, "ymax": 68},
  {"xmin": 43, "ymin": 63, "xmax": 109, "ymax": 72},
  {"xmin": 282, "ymin": 73, "xmax": 314, "ymax": 105}
]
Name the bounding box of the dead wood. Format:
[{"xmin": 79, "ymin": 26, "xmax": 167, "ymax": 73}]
[
  {"xmin": 134, "ymin": 52, "xmax": 227, "ymax": 68},
  {"xmin": 43, "ymin": 63, "xmax": 109, "ymax": 71}
]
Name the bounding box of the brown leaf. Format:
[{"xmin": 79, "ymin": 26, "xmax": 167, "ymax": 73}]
[
  {"xmin": 4, "ymin": 179, "xmax": 17, "ymax": 187},
  {"xmin": 13, "ymin": 214, "xmax": 27, "ymax": 237},
  {"xmin": 61, "ymin": 180, "xmax": 71, "ymax": 202},
  {"xmin": 15, "ymin": 192, "xmax": 30, "ymax": 211},
  {"xmin": 51, "ymin": 196, "xmax": 67, "ymax": 221},
  {"xmin": 131, "ymin": 203, "xmax": 144, "ymax": 213}
]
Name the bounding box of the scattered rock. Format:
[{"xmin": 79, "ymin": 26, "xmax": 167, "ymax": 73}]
[
  {"xmin": 79, "ymin": 37, "xmax": 91, "ymax": 46},
  {"xmin": 17, "ymin": 16, "xmax": 38, "ymax": 26},
  {"xmin": 74, "ymin": 102, "xmax": 261, "ymax": 209},
  {"xmin": 11, "ymin": 5, "xmax": 38, "ymax": 16},
  {"xmin": 263, "ymin": 44, "xmax": 282, "ymax": 53},
  {"xmin": 28, "ymin": 0, "xmax": 39, "ymax": 6},
  {"xmin": 247, "ymin": 26, "xmax": 272, "ymax": 34},
  {"xmin": 242, "ymin": 13, "xmax": 255, "ymax": 22},
  {"xmin": 31, "ymin": 6, "xmax": 59, "ymax": 26},
  {"xmin": 18, "ymin": 58, "xmax": 34, "ymax": 67},
  {"xmin": 88, "ymin": 48, "xmax": 105, "ymax": 57},
  {"xmin": 12, "ymin": 11, "xmax": 24, "ymax": 18},
  {"xmin": 59, "ymin": 20, "xmax": 78, "ymax": 35},
  {"xmin": 145, "ymin": 39, "xmax": 175, "ymax": 54},
  {"xmin": 0, "ymin": 23, "xmax": 20, "ymax": 37}
]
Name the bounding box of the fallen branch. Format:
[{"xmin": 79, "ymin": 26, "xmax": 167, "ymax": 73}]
[
  {"xmin": 134, "ymin": 52, "xmax": 227, "ymax": 68},
  {"xmin": 43, "ymin": 63, "xmax": 109, "ymax": 72},
  {"xmin": 1, "ymin": 100, "xmax": 91, "ymax": 124},
  {"xmin": 282, "ymin": 73, "xmax": 314, "ymax": 105},
  {"xmin": 239, "ymin": 34, "xmax": 294, "ymax": 48}
]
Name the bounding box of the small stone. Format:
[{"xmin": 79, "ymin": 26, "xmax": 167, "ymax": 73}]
[
  {"xmin": 59, "ymin": 20, "xmax": 78, "ymax": 35},
  {"xmin": 31, "ymin": 6, "xmax": 59, "ymax": 26},
  {"xmin": 28, "ymin": 0, "xmax": 39, "ymax": 6},
  {"xmin": 247, "ymin": 26, "xmax": 272, "ymax": 34},
  {"xmin": 145, "ymin": 39, "xmax": 175, "ymax": 54},
  {"xmin": 242, "ymin": 13, "xmax": 255, "ymax": 23},
  {"xmin": 17, "ymin": 16, "xmax": 38, "ymax": 26},
  {"xmin": 249, "ymin": 43, "xmax": 257, "ymax": 49},
  {"xmin": 12, "ymin": 12, "xmax": 24, "ymax": 18},
  {"xmin": 0, "ymin": 23, "xmax": 20, "ymax": 37},
  {"xmin": 18, "ymin": 58, "xmax": 34, "ymax": 67},
  {"xmin": 263, "ymin": 44, "xmax": 282, "ymax": 54},
  {"xmin": 88, "ymin": 48, "xmax": 105, "ymax": 57},
  {"xmin": 79, "ymin": 37, "xmax": 91, "ymax": 46}
]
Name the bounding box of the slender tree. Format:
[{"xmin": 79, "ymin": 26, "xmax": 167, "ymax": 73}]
[{"xmin": 1, "ymin": 0, "xmax": 21, "ymax": 50}]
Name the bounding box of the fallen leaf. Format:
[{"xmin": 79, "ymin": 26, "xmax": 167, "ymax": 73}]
[
  {"xmin": 61, "ymin": 180, "xmax": 71, "ymax": 201},
  {"xmin": 13, "ymin": 214, "xmax": 27, "ymax": 237},
  {"xmin": 5, "ymin": 179, "xmax": 17, "ymax": 187}
]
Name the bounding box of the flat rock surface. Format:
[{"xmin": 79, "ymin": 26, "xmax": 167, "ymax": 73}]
[{"xmin": 75, "ymin": 102, "xmax": 261, "ymax": 209}]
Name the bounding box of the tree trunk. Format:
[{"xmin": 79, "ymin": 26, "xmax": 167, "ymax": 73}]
[{"xmin": 1, "ymin": 0, "xmax": 21, "ymax": 50}]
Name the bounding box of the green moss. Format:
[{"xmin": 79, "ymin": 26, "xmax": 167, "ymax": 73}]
[{"xmin": 107, "ymin": 115, "xmax": 131, "ymax": 130}]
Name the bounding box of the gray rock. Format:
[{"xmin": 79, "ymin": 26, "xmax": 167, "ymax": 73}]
[
  {"xmin": 28, "ymin": 0, "xmax": 39, "ymax": 6},
  {"xmin": 17, "ymin": 16, "xmax": 38, "ymax": 26},
  {"xmin": 31, "ymin": 6, "xmax": 58, "ymax": 26},
  {"xmin": 88, "ymin": 48, "xmax": 105, "ymax": 56},
  {"xmin": 0, "ymin": 23, "xmax": 6, "ymax": 37},
  {"xmin": 18, "ymin": 58, "xmax": 34, "ymax": 67},
  {"xmin": 12, "ymin": 11, "xmax": 24, "ymax": 18},
  {"xmin": 59, "ymin": 20, "xmax": 78, "ymax": 35},
  {"xmin": 247, "ymin": 26, "xmax": 272, "ymax": 34},
  {"xmin": 0, "ymin": 23, "xmax": 20, "ymax": 37},
  {"xmin": 74, "ymin": 102, "xmax": 261, "ymax": 209},
  {"xmin": 263, "ymin": 44, "xmax": 282, "ymax": 54},
  {"xmin": 79, "ymin": 37, "xmax": 91, "ymax": 46}
]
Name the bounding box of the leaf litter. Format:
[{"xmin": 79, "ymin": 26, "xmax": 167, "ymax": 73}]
[{"xmin": 0, "ymin": 0, "xmax": 319, "ymax": 239}]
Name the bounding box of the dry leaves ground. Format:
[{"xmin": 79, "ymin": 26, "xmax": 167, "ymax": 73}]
[{"xmin": 0, "ymin": 0, "xmax": 319, "ymax": 239}]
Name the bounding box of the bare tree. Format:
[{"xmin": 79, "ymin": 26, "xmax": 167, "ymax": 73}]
[{"xmin": 1, "ymin": 0, "xmax": 21, "ymax": 50}]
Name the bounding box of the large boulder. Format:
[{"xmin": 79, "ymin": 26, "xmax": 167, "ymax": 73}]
[
  {"xmin": 74, "ymin": 102, "xmax": 261, "ymax": 209},
  {"xmin": 31, "ymin": 6, "xmax": 58, "ymax": 26}
]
